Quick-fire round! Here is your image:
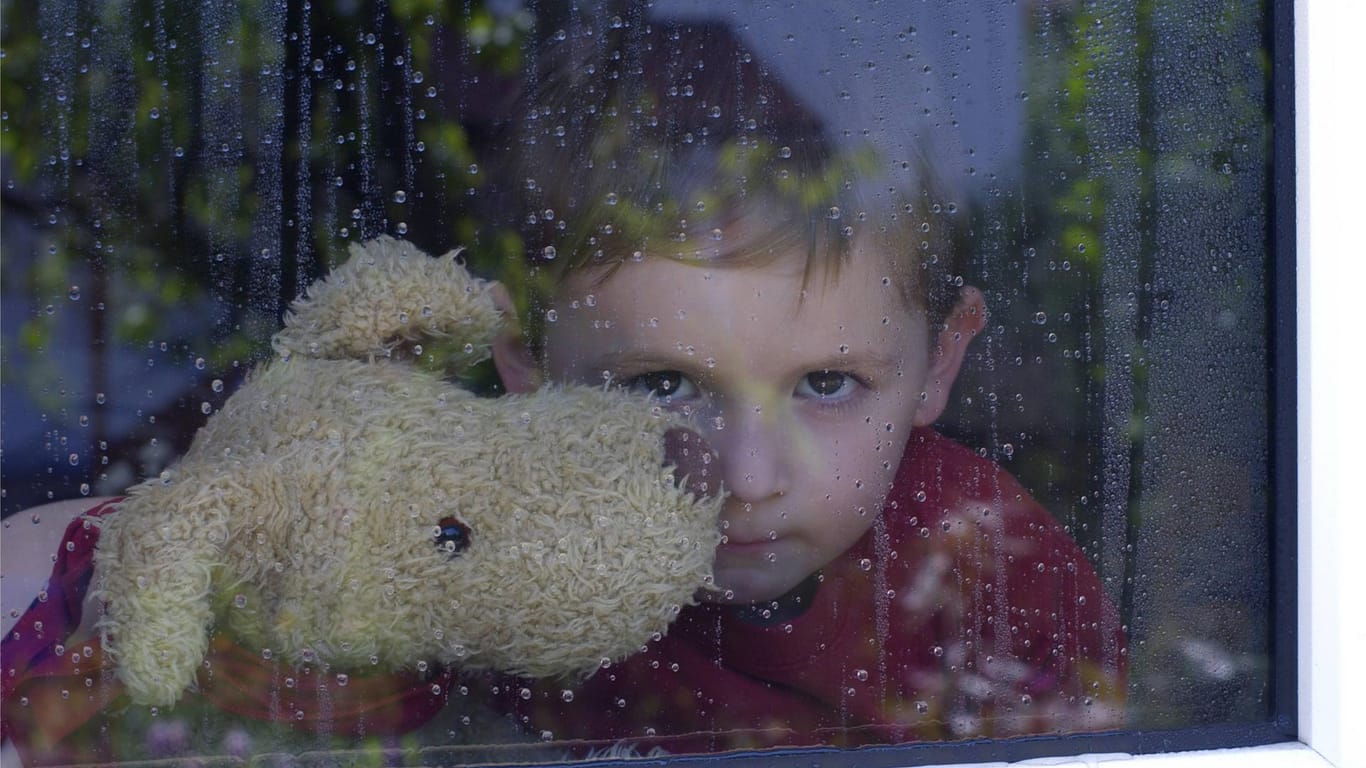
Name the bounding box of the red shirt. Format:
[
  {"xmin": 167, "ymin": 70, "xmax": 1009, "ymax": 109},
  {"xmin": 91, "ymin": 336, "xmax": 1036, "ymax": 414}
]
[{"xmin": 501, "ymin": 428, "xmax": 1127, "ymax": 755}]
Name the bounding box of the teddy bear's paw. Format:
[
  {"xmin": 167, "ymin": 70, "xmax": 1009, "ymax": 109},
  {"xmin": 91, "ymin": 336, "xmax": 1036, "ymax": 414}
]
[{"xmin": 273, "ymin": 236, "xmax": 501, "ymax": 372}]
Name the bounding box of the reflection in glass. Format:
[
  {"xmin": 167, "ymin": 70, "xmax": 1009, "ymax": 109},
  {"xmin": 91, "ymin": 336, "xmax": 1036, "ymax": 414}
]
[{"xmin": 1, "ymin": 1, "xmax": 1274, "ymax": 764}]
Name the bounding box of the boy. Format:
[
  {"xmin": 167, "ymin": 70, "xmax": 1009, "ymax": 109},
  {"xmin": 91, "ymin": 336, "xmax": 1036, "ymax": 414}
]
[{"xmin": 480, "ymin": 22, "xmax": 1126, "ymax": 753}]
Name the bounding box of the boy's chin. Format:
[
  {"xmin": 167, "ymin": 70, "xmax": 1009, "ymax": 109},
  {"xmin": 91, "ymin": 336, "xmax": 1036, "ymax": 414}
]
[{"xmin": 696, "ymin": 568, "xmax": 806, "ymax": 606}]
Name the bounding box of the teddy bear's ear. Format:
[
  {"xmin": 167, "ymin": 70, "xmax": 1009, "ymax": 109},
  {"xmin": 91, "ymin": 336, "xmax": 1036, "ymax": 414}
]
[{"xmin": 271, "ymin": 236, "xmax": 503, "ymax": 375}]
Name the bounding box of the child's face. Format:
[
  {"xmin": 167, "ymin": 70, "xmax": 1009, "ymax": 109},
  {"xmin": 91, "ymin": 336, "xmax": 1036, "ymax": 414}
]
[{"xmin": 499, "ymin": 250, "xmax": 981, "ymax": 604}]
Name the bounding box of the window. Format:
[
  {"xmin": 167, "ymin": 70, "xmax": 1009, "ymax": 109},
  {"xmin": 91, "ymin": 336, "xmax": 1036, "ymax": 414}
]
[{"xmin": 4, "ymin": 1, "xmax": 1351, "ymax": 766}]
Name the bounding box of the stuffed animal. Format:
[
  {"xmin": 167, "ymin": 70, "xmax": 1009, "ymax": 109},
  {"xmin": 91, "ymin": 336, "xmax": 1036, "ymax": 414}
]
[{"xmin": 90, "ymin": 236, "xmax": 723, "ymax": 709}]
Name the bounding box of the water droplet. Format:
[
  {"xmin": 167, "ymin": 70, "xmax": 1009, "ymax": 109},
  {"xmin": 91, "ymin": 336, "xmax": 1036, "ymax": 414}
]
[
  {"xmin": 827, "ymin": 206, "xmax": 841, "ymax": 220},
  {"xmin": 542, "ymin": 245, "xmax": 557, "ymax": 260},
  {"xmin": 560, "ymin": 689, "xmax": 574, "ymax": 702},
  {"xmin": 915, "ymin": 700, "xmax": 929, "ymax": 714},
  {"xmin": 544, "ymin": 309, "xmax": 558, "ymax": 322},
  {"xmin": 211, "ymin": 379, "xmax": 224, "ymax": 393},
  {"xmin": 393, "ymin": 190, "xmax": 407, "ymax": 203},
  {"xmin": 519, "ymin": 687, "xmax": 532, "ymax": 700},
  {"xmin": 1034, "ymin": 312, "xmax": 1048, "ymax": 325},
  {"xmin": 262, "ymin": 648, "xmax": 273, "ymax": 660},
  {"xmin": 931, "ymin": 645, "xmax": 944, "ymax": 657},
  {"xmin": 68, "ymin": 286, "xmax": 81, "ymax": 301},
  {"xmin": 95, "ymin": 392, "xmax": 106, "ymax": 405},
  {"xmin": 336, "ymin": 673, "xmax": 349, "ymax": 686},
  {"xmin": 854, "ymin": 669, "xmax": 869, "ymax": 682},
  {"xmin": 858, "ymin": 558, "xmax": 873, "ymax": 571}
]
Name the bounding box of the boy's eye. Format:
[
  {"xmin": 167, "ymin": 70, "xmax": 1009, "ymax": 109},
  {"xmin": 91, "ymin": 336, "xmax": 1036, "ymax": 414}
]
[
  {"xmin": 797, "ymin": 370, "xmax": 858, "ymax": 400},
  {"xmin": 623, "ymin": 370, "xmax": 698, "ymax": 400}
]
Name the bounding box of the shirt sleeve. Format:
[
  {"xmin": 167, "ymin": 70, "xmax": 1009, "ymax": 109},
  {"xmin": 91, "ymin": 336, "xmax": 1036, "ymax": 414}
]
[{"xmin": 1, "ymin": 500, "xmax": 122, "ymax": 760}]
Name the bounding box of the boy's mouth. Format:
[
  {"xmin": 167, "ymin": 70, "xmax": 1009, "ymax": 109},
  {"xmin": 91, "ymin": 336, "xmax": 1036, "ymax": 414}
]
[{"xmin": 716, "ymin": 534, "xmax": 784, "ymax": 558}]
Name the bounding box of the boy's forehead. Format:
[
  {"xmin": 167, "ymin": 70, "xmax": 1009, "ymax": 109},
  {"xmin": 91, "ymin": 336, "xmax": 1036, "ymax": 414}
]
[
  {"xmin": 546, "ymin": 251, "xmax": 929, "ymax": 362},
  {"xmin": 560, "ymin": 239, "xmax": 921, "ymax": 317}
]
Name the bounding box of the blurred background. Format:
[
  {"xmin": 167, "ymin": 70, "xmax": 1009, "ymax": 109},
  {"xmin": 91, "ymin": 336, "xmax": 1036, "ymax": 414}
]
[{"xmin": 1, "ymin": 0, "xmax": 1274, "ymax": 736}]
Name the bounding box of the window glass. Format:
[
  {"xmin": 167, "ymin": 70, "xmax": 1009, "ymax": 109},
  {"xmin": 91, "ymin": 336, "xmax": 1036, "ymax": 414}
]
[{"xmin": 0, "ymin": 1, "xmax": 1285, "ymax": 765}]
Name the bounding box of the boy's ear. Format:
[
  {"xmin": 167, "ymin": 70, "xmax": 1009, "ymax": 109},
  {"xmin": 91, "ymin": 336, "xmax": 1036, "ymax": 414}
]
[
  {"xmin": 490, "ymin": 282, "xmax": 542, "ymax": 394},
  {"xmin": 913, "ymin": 286, "xmax": 987, "ymax": 427}
]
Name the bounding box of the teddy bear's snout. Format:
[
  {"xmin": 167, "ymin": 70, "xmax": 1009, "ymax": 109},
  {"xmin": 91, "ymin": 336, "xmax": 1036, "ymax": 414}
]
[{"xmin": 433, "ymin": 516, "xmax": 472, "ymax": 557}]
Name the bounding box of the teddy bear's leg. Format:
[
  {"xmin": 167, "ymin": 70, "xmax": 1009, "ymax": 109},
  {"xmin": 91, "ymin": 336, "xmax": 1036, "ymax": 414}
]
[
  {"xmin": 92, "ymin": 473, "xmax": 237, "ymax": 708},
  {"xmin": 271, "ymin": 236, "xmax": 502, "ymax": 373}
]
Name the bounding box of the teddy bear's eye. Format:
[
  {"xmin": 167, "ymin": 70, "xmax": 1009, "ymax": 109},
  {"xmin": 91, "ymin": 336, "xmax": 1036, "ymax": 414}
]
[{"xmin": 433, "ymin": 516, "xmax": 471, "ymax": 557}]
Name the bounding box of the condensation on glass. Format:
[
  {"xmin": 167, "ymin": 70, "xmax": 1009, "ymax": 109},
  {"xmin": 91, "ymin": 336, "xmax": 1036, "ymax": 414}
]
[{"xmin": 0, "ymin": 0, "xmax": 1273, "ymax": 764}]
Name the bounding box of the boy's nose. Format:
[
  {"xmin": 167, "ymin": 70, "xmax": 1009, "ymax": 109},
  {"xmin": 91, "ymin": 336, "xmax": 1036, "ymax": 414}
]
[{"xmin": 709, "ymin": 408, "xmax": 792, "ymax": 504}]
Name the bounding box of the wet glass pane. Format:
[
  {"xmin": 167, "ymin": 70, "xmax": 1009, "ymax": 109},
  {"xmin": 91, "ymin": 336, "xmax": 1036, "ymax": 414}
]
[{"xmin": 1, "ymin": 1, "xmax": 1280, "ymax": 764}]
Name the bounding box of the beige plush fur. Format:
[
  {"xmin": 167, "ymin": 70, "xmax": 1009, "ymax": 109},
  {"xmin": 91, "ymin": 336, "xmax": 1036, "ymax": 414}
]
[{"xmin": 92, "ymin": 237, "xmax": 722, "ymax": 708}]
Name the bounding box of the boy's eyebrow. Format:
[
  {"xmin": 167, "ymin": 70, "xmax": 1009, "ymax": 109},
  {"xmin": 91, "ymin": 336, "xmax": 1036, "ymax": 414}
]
[
  {"xmin": 800, "ymin": 351, "xmax": 904, "ymax": 376},
  {"xmin": 584, "ymin": 347, "xmax": 908, "ymax": 377},
  {"xmin": 578, "ymin": 348, "xmax": 696, "ymax": 373}
]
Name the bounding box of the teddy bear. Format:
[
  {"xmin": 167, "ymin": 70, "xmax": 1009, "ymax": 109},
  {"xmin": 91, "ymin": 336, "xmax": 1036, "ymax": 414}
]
[{"xmin": 90, "ymin": 235, "xmax": 724, "ymax": 712}]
